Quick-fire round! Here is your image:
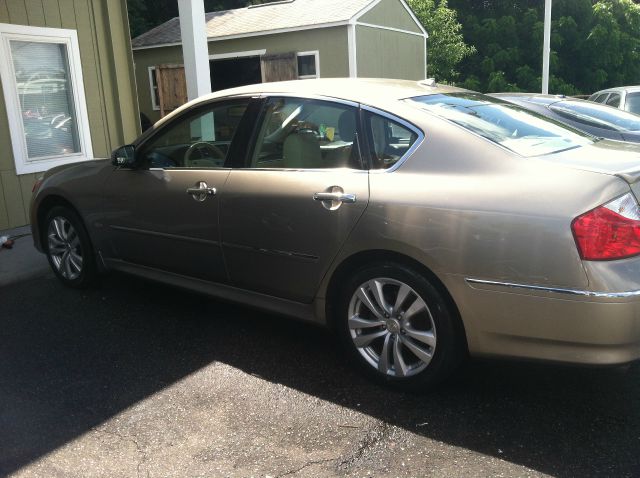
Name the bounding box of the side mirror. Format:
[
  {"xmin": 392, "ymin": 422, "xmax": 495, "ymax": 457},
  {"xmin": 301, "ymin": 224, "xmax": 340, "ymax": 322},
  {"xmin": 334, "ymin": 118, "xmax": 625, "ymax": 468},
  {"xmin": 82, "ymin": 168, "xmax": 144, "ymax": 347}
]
[{"xmin": 111, "ymin": 145, "xmax": 136, "ymax": 167}]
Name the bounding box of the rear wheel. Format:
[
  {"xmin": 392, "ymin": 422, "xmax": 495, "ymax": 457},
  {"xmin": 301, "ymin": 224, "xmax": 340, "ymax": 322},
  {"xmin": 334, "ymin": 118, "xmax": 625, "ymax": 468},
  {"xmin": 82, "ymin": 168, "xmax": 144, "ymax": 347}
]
[
  {"xmin": 337, "ymin": 262, "xmax": 462, "ymax": 390},
  {"xmin": 44, "ymin": 206, "xmax": 97, "ymax": 288}
]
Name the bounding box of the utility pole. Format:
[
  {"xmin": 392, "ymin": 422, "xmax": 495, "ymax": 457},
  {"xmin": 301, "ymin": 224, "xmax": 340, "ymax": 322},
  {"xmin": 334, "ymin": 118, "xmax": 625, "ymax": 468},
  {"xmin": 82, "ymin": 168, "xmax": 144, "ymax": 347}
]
[{"xmin": 542, "ymin": 0, "xmax": 552, "ymax": 94}]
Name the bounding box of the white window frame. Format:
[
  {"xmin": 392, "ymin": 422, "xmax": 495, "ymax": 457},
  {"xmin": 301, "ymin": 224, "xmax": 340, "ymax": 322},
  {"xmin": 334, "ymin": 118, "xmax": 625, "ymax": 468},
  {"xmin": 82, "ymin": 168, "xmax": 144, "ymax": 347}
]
[
  {"xmin": 148, "ymin": 66, "xmax": 160, "ymax": 111},
  {"xmin": 0, "ymin": 23, "xmax": 93, "ymax": 175},
  {"xmin": 297, "ymin": 51, "xmax": 320, "ymax": 79}
]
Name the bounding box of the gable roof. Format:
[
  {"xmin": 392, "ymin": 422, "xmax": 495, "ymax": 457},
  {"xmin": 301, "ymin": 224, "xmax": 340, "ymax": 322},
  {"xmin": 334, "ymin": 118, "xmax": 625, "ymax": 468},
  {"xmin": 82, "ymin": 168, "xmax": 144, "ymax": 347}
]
[{"xmin": 132, "ymin": 0, "xmax": 379, "ymax": 49}]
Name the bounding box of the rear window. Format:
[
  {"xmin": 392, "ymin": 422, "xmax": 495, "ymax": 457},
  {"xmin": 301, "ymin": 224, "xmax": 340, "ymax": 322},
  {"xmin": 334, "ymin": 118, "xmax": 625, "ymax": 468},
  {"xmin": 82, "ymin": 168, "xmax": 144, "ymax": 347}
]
[
  {"xmin": 549, "ymin": 100, "xmax": 640, "ymax": 132},
  {"xmin": 407, "ymin": 93, "xmax": 592, "ymax": 157}
]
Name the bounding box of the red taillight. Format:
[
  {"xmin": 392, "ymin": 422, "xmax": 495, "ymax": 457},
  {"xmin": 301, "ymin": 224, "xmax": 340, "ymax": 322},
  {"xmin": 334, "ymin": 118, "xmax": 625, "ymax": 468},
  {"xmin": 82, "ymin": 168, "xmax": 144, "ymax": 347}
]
[{"xmin": 572, "ymin": 193, "xmax": 640, "ymax": 260}]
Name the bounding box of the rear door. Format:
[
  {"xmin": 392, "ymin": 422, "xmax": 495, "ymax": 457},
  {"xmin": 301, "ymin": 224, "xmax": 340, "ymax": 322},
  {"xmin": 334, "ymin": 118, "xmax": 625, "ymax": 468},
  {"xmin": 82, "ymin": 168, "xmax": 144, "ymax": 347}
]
[{"xmin": 219, "ymin": 96, "xmax": 369, "ymax": 302}]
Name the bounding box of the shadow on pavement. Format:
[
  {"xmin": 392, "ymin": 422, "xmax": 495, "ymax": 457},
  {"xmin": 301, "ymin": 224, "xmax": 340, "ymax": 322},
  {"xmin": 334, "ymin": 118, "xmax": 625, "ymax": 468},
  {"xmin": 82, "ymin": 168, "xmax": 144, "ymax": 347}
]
[{"xmin": 1, "ymin": 272, "xmax": 638, "ymax": 476}]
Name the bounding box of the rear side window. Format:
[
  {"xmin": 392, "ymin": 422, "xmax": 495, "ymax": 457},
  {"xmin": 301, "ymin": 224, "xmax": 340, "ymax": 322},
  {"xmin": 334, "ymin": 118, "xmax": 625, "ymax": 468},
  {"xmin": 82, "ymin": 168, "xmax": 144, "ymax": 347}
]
[
  {"xmin": 593, "ymin": 93, "xmax": 608, "ymax": 103},
  {"xmin": 550, "ymin": 100, "xmax": 640, "ymax": 132},
  {"xmin": 606, "ymin": 93, "xmax": 621, "ymax": 108},
  {"xmin": 363, "ymin": 111, "xmax": 418, "ymax": 170}
]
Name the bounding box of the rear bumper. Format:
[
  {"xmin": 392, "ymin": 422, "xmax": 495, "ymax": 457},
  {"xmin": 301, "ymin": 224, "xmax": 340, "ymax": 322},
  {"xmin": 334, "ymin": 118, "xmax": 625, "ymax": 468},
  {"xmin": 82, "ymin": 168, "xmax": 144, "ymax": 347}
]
[{"xmin": 453, "ymin": 277, "xmax": 640, "ymax": 365}]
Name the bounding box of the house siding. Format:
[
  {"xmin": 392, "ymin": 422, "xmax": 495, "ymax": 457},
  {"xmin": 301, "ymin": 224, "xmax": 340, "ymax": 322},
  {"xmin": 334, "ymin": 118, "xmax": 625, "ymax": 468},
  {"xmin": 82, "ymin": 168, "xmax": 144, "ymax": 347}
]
[
  {"xmin": 358, "ymin": 0, "xmax": 423, "ymax": 34},
  {"xmin": 134, "ymin": 26, "xmax": 350, "ymax": 123},
  {"xmin": 0, "ymin": 0, "xmax": 139, "ymax": 229},
  {"xmin": 355, "ymin": 25, "xmax": 424, "ymax": 80}
]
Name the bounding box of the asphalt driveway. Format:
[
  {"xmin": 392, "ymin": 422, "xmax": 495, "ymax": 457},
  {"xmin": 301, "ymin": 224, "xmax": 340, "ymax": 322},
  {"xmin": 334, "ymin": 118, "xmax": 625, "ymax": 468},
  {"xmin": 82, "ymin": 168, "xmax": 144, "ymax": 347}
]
[{"xmin": 0, "ymin": 244, "xmax": 638, "ymax": 477}]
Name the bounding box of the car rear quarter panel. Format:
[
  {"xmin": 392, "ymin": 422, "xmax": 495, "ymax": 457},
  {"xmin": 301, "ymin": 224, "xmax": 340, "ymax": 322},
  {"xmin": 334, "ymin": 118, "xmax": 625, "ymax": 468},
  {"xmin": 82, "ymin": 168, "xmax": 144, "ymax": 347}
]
[{"xmin": 319, "ymin": 114, "xmax": 632, "ymax": 359}]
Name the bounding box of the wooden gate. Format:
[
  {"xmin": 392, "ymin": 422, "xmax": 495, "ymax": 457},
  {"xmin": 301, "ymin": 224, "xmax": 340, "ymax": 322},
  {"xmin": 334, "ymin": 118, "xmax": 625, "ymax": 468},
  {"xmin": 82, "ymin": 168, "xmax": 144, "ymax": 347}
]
[
  {"xmin": 261, "ymin": 53, "xmax": 298, "ymax": 83},
  {"xmin": 155, "ymin": 64, "xmax": 188, "ymax": 117}
]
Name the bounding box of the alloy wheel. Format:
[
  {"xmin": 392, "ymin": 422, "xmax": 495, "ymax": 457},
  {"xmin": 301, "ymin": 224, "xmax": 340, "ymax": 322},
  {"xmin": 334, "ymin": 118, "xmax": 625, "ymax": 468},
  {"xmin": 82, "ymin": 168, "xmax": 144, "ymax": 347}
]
[
  {"xmin": 348, "ymin": 277, "xmax": 437, "ymax": 377},
  {"xmin": 47, "ymin": 216, "xmax": 83, "ymax": 280}
]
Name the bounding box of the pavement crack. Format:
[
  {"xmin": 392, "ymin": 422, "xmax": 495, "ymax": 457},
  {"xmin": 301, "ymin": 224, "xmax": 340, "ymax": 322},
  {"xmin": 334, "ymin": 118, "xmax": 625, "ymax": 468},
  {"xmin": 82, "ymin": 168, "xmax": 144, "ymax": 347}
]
[
  {"xmin": 337, "ymin": 421, "xmax": 392, "ymax": 472},
  {"xmin": 92, "ymin": 428, "xmax": 147, "ymax": 478},
  {"xmin": 275, "ymin": 457, "xmax": 337, "ymax": 477}
]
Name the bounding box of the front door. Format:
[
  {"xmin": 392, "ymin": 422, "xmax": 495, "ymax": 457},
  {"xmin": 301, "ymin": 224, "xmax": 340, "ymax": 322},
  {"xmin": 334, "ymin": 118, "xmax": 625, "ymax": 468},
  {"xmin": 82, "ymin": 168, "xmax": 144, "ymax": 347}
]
[
  {"xmin": 220, "ymin": 96, "xmax": 369, "ymax": 302},
  {"xmin": 101, "ymin": 97, "xmax": 256, "ymax": 283}
]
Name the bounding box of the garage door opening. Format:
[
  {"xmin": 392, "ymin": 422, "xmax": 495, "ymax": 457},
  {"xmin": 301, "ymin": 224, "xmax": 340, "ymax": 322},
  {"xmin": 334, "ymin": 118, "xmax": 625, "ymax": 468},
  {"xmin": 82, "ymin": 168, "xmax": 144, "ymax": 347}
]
[{"xmin": 210, "ymin": 56, "xmax": 262, "ymax": 92}]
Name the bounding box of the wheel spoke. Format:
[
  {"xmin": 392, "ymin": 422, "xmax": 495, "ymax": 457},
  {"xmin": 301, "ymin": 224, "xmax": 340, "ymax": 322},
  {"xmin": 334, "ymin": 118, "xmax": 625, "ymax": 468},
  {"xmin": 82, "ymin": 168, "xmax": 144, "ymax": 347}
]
[
  {"xmin": 393, "ymin": 283, "xmax": 411, "ymax": 315},
  {"xmin": 400, "ymin": 335, "xmax": 433, "ymax": 366},
  {"xmin": 353, "ymin": 329, "xmax": 387, "ymax": 348},
  {"xmin": 356, "ymin": 287, "xmax": 385, "ymax": 321},
  {"xmin": 404, "ymin": 326, "xmax": 436, "ymax": 348},
  {"xmin": 69, "ymin": 251, "xmax": 83, "ymax": 272},
  {"xmin": 403, "ymin": 295, "xmax": 427, "ymax": 321},
  {"xmin": 378, "ymin": 333, "xmax": 392, "ymax": 374},
  {"xmin": 349, "ymin": 315, "xmax": 384, "ymax": 329},
  {"xmin": 392, "ymin": 335, "xmax": 408, "ymax": 377},
  {"xmin": 53, "ymin": 218, "xmax": 67, "ymax": 241},
  {"xmin": 368, "ymin": 279, "xmax": 391, "ymax": 315},
  {"xmin": 48, "ymin": 235, "xmax": 65, "ymax": 247},
  {"xmin": 48, "ymin": 242, "xmax": 66, "ymax": 255},
  {"xmin": 62, "ymin": 251, "xmax": 73, "ymax": 278}
]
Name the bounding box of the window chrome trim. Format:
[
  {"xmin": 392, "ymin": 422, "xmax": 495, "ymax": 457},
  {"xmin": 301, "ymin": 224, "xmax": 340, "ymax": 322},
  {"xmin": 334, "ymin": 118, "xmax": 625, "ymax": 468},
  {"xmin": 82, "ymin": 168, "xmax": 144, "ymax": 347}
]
[
  {"xmin": 360, "ymin": 104, "xmax": 425, "ymax": 173},
  {"xmin": 465, "ymin": 278, "xmax": 640, "ymax": 299}
]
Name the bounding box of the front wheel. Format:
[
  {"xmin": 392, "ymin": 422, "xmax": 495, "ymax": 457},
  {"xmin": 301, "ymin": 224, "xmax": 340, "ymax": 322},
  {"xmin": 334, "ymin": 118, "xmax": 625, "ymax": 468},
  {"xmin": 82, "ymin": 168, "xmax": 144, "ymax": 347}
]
[
  {"xmin": 44, "ymin": 206, "xmax": 97, "ymax": 288},
  {"xmin": 337, "ymin": 263, "xmax": 463, "ymax": 390}
]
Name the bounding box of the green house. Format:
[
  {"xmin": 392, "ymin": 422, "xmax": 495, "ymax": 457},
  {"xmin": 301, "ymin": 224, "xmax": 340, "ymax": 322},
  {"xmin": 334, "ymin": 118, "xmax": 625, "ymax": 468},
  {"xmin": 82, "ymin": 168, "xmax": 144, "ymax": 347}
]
[
  {"xmin": 133, "ymin": 0, "xmax": 428, "ymax": 124},
  {"xmin": 0, "ymin": 0, "xmax": 140, "ymax": 230}
]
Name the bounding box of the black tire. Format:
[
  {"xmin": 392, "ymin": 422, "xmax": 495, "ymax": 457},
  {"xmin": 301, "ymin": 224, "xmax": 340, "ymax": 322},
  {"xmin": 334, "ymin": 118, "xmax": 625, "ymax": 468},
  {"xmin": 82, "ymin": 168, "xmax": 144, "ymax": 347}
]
[
  {"xmin": 44, "ymin": 206, "xmax": 98, "ymax": 288},
  {"xmin": 336, "ymin": 262, "xmax": 463, "ymax": 391}
]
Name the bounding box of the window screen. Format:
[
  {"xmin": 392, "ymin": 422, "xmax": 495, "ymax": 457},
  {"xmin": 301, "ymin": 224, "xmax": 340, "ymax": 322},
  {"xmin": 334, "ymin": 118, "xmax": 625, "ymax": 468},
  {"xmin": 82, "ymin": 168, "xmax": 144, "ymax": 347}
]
[{"xmin": 10, "ymin": 41, "xmax": 80, "ymax": 159}]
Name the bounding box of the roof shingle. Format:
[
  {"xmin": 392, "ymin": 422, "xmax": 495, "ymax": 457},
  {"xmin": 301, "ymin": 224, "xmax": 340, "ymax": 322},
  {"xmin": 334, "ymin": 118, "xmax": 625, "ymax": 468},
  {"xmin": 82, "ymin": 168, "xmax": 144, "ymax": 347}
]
[{"xmin": 132, "ymin": 0, "xmax": 375, "ymax": 49}]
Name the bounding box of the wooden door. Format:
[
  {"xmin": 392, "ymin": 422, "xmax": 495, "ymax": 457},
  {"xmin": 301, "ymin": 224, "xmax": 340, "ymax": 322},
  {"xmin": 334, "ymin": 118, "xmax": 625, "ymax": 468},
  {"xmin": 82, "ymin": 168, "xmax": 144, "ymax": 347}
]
[
  {"xmin": 155, "ymin": 64, "xmax": 188, "ymax": 117},
  {"xmin": 261, "ymin": 53, "xmax": 298, "ymax": 83}
]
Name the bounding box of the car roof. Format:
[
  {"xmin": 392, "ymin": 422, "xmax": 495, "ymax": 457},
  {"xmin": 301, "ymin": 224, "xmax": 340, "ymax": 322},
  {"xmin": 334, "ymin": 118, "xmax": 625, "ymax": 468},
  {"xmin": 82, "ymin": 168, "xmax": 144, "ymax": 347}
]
[
  {"xmin": 593, "ymin": 85, "xmax": 640, "ymax": 94},
  {"xmin": 489, "ymin": 93, "xmax": 567, "ymax": 106},
  {"xmin": 157, "ymin": 78, "xmax": 466, "ymax": 128}
]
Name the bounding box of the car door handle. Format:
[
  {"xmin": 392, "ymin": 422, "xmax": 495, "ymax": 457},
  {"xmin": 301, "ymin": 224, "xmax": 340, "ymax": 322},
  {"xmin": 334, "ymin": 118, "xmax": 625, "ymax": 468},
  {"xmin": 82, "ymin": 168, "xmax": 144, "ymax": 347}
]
[
  {"xmin": 313, "ymin": 192, "xmax": 357, "ymax": 203},
  {"xmin": 186, "ymin": 186, "xmax": 217, "ymax": 196}
]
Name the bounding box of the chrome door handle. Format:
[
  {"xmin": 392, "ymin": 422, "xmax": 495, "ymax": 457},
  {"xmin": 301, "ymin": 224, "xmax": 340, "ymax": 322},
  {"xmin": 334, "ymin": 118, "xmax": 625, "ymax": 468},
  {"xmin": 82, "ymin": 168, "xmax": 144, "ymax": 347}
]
[
  {"xmin": 313, "ymin": 192, "xmax": 357, "ymax": 203},
  {"xmin": 186, "ymin": 186, "xmax": 216, "ymax": 196},
  {"xmin": 186, "ymin": 181, "xmax": 217, "ymax": 202}
]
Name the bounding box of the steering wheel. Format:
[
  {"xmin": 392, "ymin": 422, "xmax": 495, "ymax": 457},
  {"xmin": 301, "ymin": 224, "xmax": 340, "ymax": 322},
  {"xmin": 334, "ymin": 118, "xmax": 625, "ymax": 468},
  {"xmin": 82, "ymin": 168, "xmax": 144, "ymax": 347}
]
[{"xmin": 183, "ymin": 142, "xmax": 225, "ymax": 168}]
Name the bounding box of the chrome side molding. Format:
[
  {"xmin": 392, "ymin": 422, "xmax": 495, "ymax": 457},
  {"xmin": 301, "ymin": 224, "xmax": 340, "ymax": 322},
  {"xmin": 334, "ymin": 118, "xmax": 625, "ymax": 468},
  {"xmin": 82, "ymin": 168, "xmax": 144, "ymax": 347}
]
[{"xmin": 465, "ymin": 278, "xmax": 640, "ymax": 299}]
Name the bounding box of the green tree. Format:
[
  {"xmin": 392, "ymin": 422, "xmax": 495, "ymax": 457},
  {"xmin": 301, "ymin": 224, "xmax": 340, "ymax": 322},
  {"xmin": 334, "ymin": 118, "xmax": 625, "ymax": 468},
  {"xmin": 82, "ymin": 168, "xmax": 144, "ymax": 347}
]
[{"xmin": 407, "ymin": 0, "xmax": 476, "ymax": 82}]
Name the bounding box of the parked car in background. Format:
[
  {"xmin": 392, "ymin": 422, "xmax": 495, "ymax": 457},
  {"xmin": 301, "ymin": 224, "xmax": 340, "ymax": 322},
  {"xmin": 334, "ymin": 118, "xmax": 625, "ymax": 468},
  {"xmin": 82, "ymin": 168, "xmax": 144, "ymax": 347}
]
[
  {"xmin": 589, "ymin": 86, "xmax": 640, "ymax": 114},
  {"xmin": 491, "ymin": 93, "xmax": 640, "ymax": 142},
  {"xmin": 31, "ymin": 80, "xmax": 640, "ymax": 390}
]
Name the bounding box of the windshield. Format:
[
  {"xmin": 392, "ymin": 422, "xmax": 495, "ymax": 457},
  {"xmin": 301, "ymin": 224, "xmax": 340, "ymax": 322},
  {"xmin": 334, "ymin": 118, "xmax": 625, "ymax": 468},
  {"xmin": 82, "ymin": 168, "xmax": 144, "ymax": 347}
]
[
  {"xmin": 407, "ymin": 93, "xmax": 593, "ymax": 157},
  {"xmin": 550, "ymin": 100, "xmax": 640, "ymax": 132}
]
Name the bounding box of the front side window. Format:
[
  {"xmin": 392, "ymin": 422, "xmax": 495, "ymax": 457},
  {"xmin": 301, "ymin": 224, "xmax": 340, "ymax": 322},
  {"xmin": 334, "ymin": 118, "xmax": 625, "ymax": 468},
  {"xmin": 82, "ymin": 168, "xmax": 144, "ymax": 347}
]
[
  {"xmin": 139, "ymin": 100, "xmax": 250, "ymax": 169},
  {"xmin": 0, "ymin": 23, "xmax": 93, "ymax": 174},
  {"xmin": 249, "ymin": 97, "xmax": 362, "ymax": 169},
  {"xmin": 408, "ymin": 93, "xmax": 592, "ymax": 157},
  {"xmin": 625, "ymin": 92, "xmax": 640, "ymax": 114}
]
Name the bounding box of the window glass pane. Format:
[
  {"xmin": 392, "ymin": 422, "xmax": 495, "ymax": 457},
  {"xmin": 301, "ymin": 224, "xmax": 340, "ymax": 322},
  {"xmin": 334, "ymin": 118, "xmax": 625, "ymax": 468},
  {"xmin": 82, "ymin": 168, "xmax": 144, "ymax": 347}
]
[
  {"xmin": 10, "ymin": 41, "xmax": 80, "ymax": 159},
  {"xmin": 606, "ymin": 93, "xmax": 621, "ymax": 107},
  {"xmin": 365, "ymin": 112, "xmax": 418, "ymax": 169},
  {"xmin": 550, "ymin": 100, "xmax": 640, "ymax": 132},
  {"xmin": 250, "ymin": 97, "xmax": 361, "ymax": 169},
  {"xmin": 140, "ymin": 100, "xmax": 249, "ymax": 168},
  {"xmin": 625, "ymin": 92, "xmax": 640, "ymax": 114},
  {"xmin": 408, "ymin": 93, "xmax": 592, "ymax": 157},
  {"xmin": 297, "ymin": 54, "xmax": 316, "ymax": 77},
  {"xmin": 594, "ymin": 94, "xmax": 608, "ymax": 103}
]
